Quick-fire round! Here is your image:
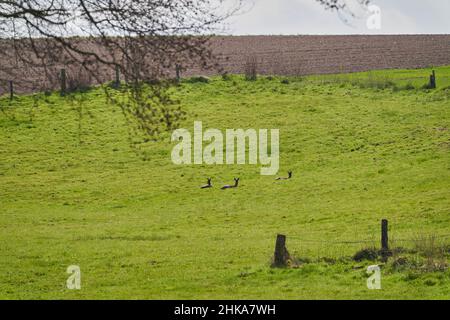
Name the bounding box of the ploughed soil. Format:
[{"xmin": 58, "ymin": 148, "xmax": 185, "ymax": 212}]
[{"xmin": 1, "ymin": 35, "xmax": 450, "ymax": 94}]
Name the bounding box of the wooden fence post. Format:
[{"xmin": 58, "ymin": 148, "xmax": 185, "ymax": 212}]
[
  {"xmin": 380, "ymin": 219, "xmax": 391, "ymax": 261},
  {"xmin": 381, "ymin": 219, "xmax": 389, "ymax": 251},
  {"xmin": 273, "ymin": 234, "xmax": 290, "ymax": 267},
  {"xmin": 175, "ymin": 64, "xmax": 181, "ymax": 83},
  {"xmin": 429, "ymin": 70, "xmax": 436, "ymax": 89},
  {"xmin": 114, "ymin": 65, "xmax": 120, "ymax": 88},
  {"xmin": 60, "ymin": 68, "xmax": 66, "ymax": 96},
  {"xmin": 9, "ymin": 80, "xmax": 13, "ymax": 101}
]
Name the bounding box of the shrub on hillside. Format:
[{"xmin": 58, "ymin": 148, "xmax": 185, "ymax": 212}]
[
  {"xmin": 186, "ymin": 76, "xmax": 210, "ymax": 83},
  {"xmin": 221, "ymin": 72, "xmax": 231, "ymax": 81},
  {"xmin": 66, "ymin": 68, "xmax": 92, "ymax": 93},
  {"xmin": 353, "ymin": 248, "xmax": 379, "ymax": 262}
]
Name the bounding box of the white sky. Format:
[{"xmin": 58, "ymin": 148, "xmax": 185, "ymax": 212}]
[{"xmin": 224, "ymin": 0, "xmax": 450, "ymax": 35}]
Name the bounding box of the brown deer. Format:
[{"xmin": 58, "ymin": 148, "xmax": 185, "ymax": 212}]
[
  {"xmin": 201, "ymin": 178, "xmax": 212, "ymax": 189},
  {"xmin": 276, "ymin": 171, "xmax": 292, "ymax": 180},
  {"xmin": 221, "ymin": 178, "xmax": 239, "ymax": 190}
]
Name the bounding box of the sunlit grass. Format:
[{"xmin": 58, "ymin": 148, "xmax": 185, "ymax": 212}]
[{"xmin": 0, "ymin": 66, "xmax": 449, "ymax": 299}]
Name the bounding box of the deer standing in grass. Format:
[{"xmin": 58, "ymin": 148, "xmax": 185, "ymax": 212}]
[{"xmin": 221, "ymin": 178, "xmax": 239, "ymax": 190}]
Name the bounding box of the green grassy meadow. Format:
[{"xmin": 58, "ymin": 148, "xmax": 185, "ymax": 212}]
[{"xmin": 0, "ymin": 66, "xmax": 449, "ymax": 299}]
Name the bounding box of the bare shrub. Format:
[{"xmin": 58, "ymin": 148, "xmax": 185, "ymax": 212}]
[
  {"xmin": 413, "ymin": 235, "xmax": 448, "ymax": 272},
  {"xmin": 353, "ymin": 247, "xmax": 379, "ymax": 262},
  {"xmin": 348, "ymin": 72, "xmax": 397, "ymax": 90},
  {"xmin": 221, "ymin": 72, "xmax": 231, "ymax": 81},
  {"xmin": 186, "ymin": 76, "xmax": 210, "ymax": 84},
  {"xmin": 66, "ymin": 68, "xmax": 93, "ymax": 93}
]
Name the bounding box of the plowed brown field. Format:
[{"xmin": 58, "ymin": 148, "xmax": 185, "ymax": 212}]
[
  {"xmin": 1, "ymin": 35, "xmax": 450, "ymax": 94},
  {"xmin": 202, "ymin": 34, "xmax": 450, "ymax": 76}
]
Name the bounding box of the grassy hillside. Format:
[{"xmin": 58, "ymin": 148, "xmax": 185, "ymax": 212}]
[{"xmin": 0, "ymin": 66, "xmax": 449, "ymax": 299}]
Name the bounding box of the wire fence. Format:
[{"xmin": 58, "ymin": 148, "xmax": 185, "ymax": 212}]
[
  {"xmin": 287, "ymin": 233, "xmax": 450, "ymax": 244},
  {"xmin": 276, "ymin": 225, "xmax": 450, "ymax": 261}
]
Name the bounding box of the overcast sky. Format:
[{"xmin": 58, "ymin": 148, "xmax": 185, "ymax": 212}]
[{"xmin": 225, "ymin": 0, "xmax": 450, "ymax": 35}]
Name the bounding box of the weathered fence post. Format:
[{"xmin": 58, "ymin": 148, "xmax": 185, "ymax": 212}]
[
  {"xmin": 273, "ymin": 234, "xmax": 290, "ymax": 267},
  {"xmin": 60, "ymin": 68, "xmax": 66, "ymax": 96},
  {"xmin": 381, "ymin": 219, "xmax": 389, "ymax": 250},
  {"xmin": 380, "ymin": 219, "xmax": 390, "ymax": 261},
  {"xmin": 114, "ymin": 65, "xmax": 120, "ymax": 88},
  {"xmin": 175, "ymin": 64, "xmax": 181, "ymax": 83},
  {"xmin": 429, "ymin": 70, "xmax": 436, "ymax": 89},
  {"xmin": 9, "ymin": 80, "xmax": 13, "ymax": 101}
]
